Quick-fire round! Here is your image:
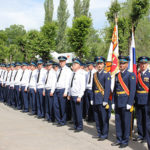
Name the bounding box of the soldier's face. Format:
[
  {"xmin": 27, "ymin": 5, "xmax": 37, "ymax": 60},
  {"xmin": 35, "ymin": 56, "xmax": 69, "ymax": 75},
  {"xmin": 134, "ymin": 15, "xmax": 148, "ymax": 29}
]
[
  {"xmin": 59, "ymin": 60, "xmax": 66, "ymax": 68},
  {"xmin": 119, "ymin": 62, "xmax": 128, "ymax": 71},
  {"xmin": 22, "ymin": 66, "xmax": 26, "ymax": 70},
  {"xmin": 140, "ymin": 63, "xmax": 148, "ymax": 71},
  {"xmin": 73, "ymin": 63, "xmax": 80, "ymax": 72},
  {"xmin": 38, "ymin": 64, "xmax": 43, "ymax": 70},
  {"xmin": 47, "ymin": 65, "xmax": 52, "ymax": 70},
  {"xmin": 97, "ymin": 62, "xmax": 104, "ymax": 71},
  {"xmin": 88, "ymin": 64, "xmax": 93, "ymax": 70}
]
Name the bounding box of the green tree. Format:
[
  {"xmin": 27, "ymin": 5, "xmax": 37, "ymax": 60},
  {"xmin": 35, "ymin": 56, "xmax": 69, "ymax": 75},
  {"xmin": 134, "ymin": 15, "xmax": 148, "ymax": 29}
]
[
  {"xmin": 4, "ymin": 25, "xmax": 26, "ymax": 62},
  {"xmin": 0, "ymin": 30, "xmax": 9, "ymax": 62},
  {"xmin": 44, "ymin": 0, "xmax": 54, "ymax": 24},
  {"xmin": 73, "ymin": 0, "xmax": 82, "ymax": 19},
  {"xmin": 104, "ymin": 0, "xmax": 149, "ymax": 56},
  {"xmin": 81, "ymin": 0, "xmax": 90, "ymax": 17},
  {"xmin": 56, "ymin": 0, "xmax": 70, "ymax": 52},
  {"xmin": 40, "ymin": 22, "xmax": 58, "ymax": 60},
  {"xmin": 68, "ymin": 16, "xmax": 92, "ymax": 59}
]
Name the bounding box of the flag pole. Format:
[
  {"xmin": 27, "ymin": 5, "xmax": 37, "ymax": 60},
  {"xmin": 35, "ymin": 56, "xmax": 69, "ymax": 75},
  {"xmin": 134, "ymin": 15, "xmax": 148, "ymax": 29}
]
[{"xmin": 130, "ymin": 25, "xmax": 134, "ymax": 140}]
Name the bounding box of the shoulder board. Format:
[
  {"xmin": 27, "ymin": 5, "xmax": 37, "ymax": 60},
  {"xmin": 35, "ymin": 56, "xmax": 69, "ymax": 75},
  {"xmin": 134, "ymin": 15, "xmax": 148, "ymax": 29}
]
[
  {"xmin": 104, "ymin": 71, "xmax": 107, "ymax": 73},
  {"xmin": 149, "ymin": 70, "xmax": 150, "ymax": 73}
]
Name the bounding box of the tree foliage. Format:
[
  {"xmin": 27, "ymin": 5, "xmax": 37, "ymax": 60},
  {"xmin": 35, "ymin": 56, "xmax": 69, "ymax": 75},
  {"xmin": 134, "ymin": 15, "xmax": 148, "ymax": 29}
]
[
  {"xmin": 68, "ymin": 16, "xmax": 92, "ymax": 59},
  {"xmin": 44, "ymin": 0, "xmax": 54, "ymax": 24},
  {"xmin": 56, "ymin": 0, "xmax": 70, "ymax": 52}
]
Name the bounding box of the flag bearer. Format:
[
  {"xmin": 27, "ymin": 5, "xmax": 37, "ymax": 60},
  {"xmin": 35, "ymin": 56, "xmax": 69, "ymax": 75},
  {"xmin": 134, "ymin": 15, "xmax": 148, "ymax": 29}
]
[
  {"xmin": 92, "ymin": 57, "xmax": 111, "ymax": 141},
  {"xmin": 134, "ymin": 56, "xmax": 150, "ymax": 143},
  {"xmin": 111, "ymin": 56, "xmax": 136, "ymax": 148}
]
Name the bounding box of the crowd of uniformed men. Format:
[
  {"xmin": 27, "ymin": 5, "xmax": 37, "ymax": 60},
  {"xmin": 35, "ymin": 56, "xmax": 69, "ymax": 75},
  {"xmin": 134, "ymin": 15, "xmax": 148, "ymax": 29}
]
[{"xmin": 0, "ymin": 55, "xmax": 150, "ymax": 149}]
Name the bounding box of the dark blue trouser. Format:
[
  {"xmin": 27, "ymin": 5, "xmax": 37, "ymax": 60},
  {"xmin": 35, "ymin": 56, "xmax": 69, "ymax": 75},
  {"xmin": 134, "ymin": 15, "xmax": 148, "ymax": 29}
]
[
  {"xmin": 15, "ymin": 85, "xmax": 22, "ymax": 109},
  {"xmin": 0, "ymin": 84, "xmax": 3, "ymax": 100},
  {"xmin": 21, "ymin": 86, "xmax": 29, "ymax": 112},
  {"xmin": 115, "ymin": 107, "xmax": 131, "ymax": 144},
  {"xmin": 5, "ymin": 85, "xmax": 10, "ymax": 104},
  {"xmin": 45, "ymin": 89, "xmax": 54, "ymax": 121},
  {"xmin": 54, "ymin": 89, "xmax": 66, "ymax": 125},
  {"xmin": 0, "ymin": 84, "xmax": 4, "ymax": 102},
  {"xmin": 36, "ymin": 88, "xmax": 44, "ymax": 117},
  {"xmin": 9, "ymin": 87, "xmax": 15, "ymax": 106},
  {"xmin": 71, "ymin": 96, "xmax": 83, "ymax": 130},
  {"xmin": 29, "ymin": 88, "xmax": 36, "ymax": 114},
  {"xmin": 146, "ymin": 106, "xmax": 150, "ymax": 150},
  {"xmin": 94, "ymin": 104, "xmax": 109, "ymax": 138},
  {"xmin": 136, "ymin": 105, "xmax": 148, "ymax": 140},
  {"xmin": 85, "ymin": 89, "xmax": 94, "ymax": 121}
]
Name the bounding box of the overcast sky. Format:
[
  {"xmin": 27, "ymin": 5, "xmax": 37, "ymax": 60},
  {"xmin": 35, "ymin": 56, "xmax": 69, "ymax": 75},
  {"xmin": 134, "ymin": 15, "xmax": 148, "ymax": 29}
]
[{"xmin": 0, "ymin": 0, "xmax": 125, "ymax": 31}]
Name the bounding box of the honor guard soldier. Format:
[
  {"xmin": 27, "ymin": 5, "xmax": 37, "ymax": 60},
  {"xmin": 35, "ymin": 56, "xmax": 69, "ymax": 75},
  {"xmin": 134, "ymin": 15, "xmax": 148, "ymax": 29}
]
[
  {"xmin": 28, "ymin": 62, "xmax": 38, "ymax": 115},
  {"xmin": 68, "ymin": 58, "xmax": 86, "ymax": 132},
  {"xmin": 0, "ymin": 64, "xmax": 6, "ymax": 102},
  {"xmin": 134, "ymin": 56, "xmax": 150, "ymax": 143},
  {"xmin": 43, "ymin": 60, "xmax": 57, "ymax": 122},
  {"xmin": 92, "ymin": 57, "xmax": 111, "ymax": 141},
  {"xmin": 20, "ymin": 62, "xmax": 31, "ymax": 112},
  {"xmin": 85, "ymin": 62, "xmax": 96, "ymax": 122},
  {"xmin": 36, "ymin": 60, "xmax": 47, "ymax": 118},
  {"xmin": 9, "ymin": 63, "xmax": 16, "ymax": 107},
  {"xmin": 2, "ymin": 64, "xmax": 8, "ymax": 103},
  {"xmin": 5, "ymin": 64, "xmax": 11, "ymax": 104},
  {"xmin": 0, "ymin": 64, "xmax": 4, "ymax": 101},
  {"xmin": 14, "ymin": 62, "xmax": 23, "ymax": 110},
  {"xmin": 111, "ymin": 56, "xmax": 136, "ymax": 148},
  {"xmin": 54, "ymin": 56, "xmax": 72, "ymax": 126}
]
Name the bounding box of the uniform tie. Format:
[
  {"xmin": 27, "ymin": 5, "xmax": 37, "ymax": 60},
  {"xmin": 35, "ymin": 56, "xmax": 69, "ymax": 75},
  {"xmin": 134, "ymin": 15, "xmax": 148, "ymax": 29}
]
[
  {"xmin": 3, "ymin": 71, "xmax": 6, "ymax": 79},
  {"xmin": 5, "ymin": 72, "xmax": 9, "ymax": 81},
  {"xmin": 88, "ymin": 71, "xmax": 91, "ymax": 84},
  {"xmin": 71, "ymin": 73, "xmax": 75, "ymax": 87},
  {"xmin": 29, "ymin": 71, "xmax": 33, "ymax": 83},
  {"xmin": 20, "ymin": 70, "xmax": 25, "ymax": 81},
  {"xmin": 37, "ymin": 70, "xmax": 41, "ymax": 83},
  {"xmin": 45, "ymin": 70, "xmax": 50, "ymax": 84},
  {"xmin": 9, "ymin": 71, "xmax": 13, "ymax": 82},
  {"xmin": 14, "ymin": 70, "xmax": 18, "ymax": 81},
  {"xmin": 57, "ymin": 68, "xmax": 62, "ymax": 82}
]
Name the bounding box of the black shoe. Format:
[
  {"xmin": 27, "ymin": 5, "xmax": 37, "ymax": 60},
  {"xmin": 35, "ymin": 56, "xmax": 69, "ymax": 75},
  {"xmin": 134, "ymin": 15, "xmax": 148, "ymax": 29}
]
[
  {"xmin": 57, "ymin": 124, "xmax": 65, "ymax": 127},
  {"xmin": 74, "ymin": 129, "xmax": 83, "ymax": 133},
  {"xmin": 133, "ymin": 137, "xmax": 143, "ymax": 142},
  {"xmin": 37, "ymin": 116, "xmax": 43, "ymax": 119},
  {"xmin": 141, "ymin": 139, "xmax": 147, "ymax": 143},
  {"xmin": 92, "ymin": 136, "xmax": 100, "ymax": 139},
  {"xmin": 111, "ymin": 142, "xmax": 121, "ymax": 146},
  {"xmin": 98, "ymin": 137, "xmax": 107, "ymax": 141},
  {"xmin": 68, "ymin": 127, "xmax": 75, "ymax": 130},
  {"xmin": 119, "ymin": 144, "xmax": 128, "ymax": 148},
  {"xmin": 53, "ymin": 122, "xmax": 59, "ymax": 125}
]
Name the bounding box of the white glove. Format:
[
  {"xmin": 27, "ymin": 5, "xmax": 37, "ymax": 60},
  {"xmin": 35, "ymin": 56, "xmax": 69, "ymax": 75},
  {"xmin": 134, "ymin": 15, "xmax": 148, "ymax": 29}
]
[
  {"xmin": 112, "ymin": 104, "xmax": 115, "ymax": 110},
  {"xmin": 90, "ymin": 100, "xmax": 93, "ymax": 105},
  {"xmin": 103, "ymin": 102, "xmax": 108, "ymax": 106},
  {"xmin": 126, "ymin": 104, "xmax": 131, "ymax": 110}
]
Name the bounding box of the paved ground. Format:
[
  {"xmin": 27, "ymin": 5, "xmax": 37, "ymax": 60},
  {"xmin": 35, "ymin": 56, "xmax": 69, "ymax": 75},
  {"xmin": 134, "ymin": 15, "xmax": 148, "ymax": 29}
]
[{"xmin": 0, "ymin": 102, "xmax": 148, "ymax": 150}]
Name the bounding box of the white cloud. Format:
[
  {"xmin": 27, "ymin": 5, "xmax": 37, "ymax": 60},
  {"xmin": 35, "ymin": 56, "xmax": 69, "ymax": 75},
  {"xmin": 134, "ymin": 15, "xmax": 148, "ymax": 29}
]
[{"xmin": 0, "ymin": 0, "xmax": 126, "ymax": 31}]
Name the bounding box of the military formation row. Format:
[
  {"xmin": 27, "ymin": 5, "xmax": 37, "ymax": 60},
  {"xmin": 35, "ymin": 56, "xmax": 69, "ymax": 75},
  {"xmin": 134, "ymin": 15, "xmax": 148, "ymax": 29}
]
[{"xmin": 0, "ymin": 56, "xmax": 150, "ymax": 149}]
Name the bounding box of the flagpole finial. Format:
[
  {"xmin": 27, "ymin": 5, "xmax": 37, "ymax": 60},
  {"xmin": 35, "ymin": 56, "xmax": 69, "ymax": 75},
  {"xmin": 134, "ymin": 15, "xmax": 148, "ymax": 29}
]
[{"xmin": 115, "ymin": 13, "xmax": 118, "ymax": 24}]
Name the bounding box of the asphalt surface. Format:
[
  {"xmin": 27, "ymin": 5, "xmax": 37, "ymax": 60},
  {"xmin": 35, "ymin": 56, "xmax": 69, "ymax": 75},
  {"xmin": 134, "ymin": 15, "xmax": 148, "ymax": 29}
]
[{"xmin": 0, "ymin": 102, "xmax": 148, "ymax": 150}]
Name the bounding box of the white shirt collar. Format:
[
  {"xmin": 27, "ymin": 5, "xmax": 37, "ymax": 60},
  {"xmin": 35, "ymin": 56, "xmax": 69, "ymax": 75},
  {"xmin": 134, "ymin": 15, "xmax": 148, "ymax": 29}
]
[
  {"xmin": 142, "ymin": 69, "xmax": 148, "ymax": 75},
  {"xmin": 98, "ymin": 69, "xmax": 103, "ymax": 74}
]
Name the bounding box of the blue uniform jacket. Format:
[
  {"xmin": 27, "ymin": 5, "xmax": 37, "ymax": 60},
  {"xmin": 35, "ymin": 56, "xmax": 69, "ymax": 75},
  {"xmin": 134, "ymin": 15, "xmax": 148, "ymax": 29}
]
[
  {"xmin": 92, "ymin": 70, "xmax": 111, "ymax": 105},
  {"xmin": 112, "ymin": 70, "xmax": 136, "ymax": 108},
  {"xmin": 135, "ymin": 69, "xmax": 150, "ymax": 105}
]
